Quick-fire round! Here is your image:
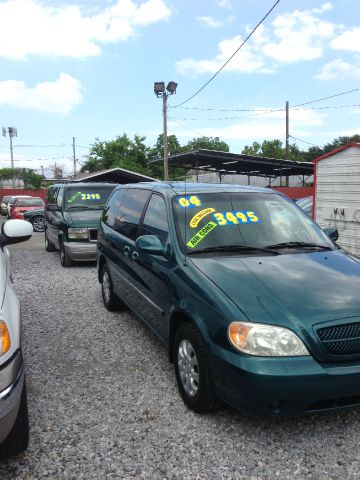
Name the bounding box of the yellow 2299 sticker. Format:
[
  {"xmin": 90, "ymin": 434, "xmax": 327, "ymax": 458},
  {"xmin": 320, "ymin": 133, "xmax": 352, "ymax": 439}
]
[
  {"xmin": 190, "ymin": 208, "xmax": 216, "ymax": 228},
  {"xmin": 187, "ymin": 221, "xmax": 217, "ymax": 248}
]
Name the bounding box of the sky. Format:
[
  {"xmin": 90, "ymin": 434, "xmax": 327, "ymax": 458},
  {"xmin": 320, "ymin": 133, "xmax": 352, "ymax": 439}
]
[{"xmin": 0, "ymin": 0, "xmax": 360, "ymax": 176}]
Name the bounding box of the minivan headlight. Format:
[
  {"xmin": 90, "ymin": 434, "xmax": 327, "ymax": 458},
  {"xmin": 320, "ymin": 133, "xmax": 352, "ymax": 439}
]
[
  {"xmin": 68, "ymin": 228, "xmax": 88, "ymax": 239},
  {"xmin": 0, "ymin": 321, "xmax": 10, "ymax": 356},
  {"xmin": 228, "ymin": 322, "xmax": 309, "ymax": 356}
]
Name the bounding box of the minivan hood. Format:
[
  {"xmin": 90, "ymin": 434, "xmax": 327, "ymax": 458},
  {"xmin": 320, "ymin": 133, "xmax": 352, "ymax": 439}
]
[
  {"xmin": 63, "ymin": 209, "xmax": 103, "ymax": 228},
  {"xmin": 191, "ymin": 250, "xmax": 360, "ymax": 328}
]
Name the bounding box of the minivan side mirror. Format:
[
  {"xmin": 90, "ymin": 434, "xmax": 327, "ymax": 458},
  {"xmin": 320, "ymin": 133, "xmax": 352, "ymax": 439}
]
[
  {"xmin": 46, "ymin": 204, "xmax": 61, "ymax": 212},
  {"xmin": 0, "ymin": 220, "xmax": 33, "ymax": 247},
  {"xmin": 323, "ymin": 226, "xmax": 339, "ymax": 242},
  {"xmin": 135, "ymin": 235, "xmax": 165, "ymax": 256}
]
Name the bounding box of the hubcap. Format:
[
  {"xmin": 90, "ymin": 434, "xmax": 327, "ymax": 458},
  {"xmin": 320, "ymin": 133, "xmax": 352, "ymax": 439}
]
[
  {"xmin": 102, "ymin": 271, "xmax": 111, "ymax": 304},
  {"xmin": 178, "ymin": 339, "xmax": 199, "ymax": 397},
  {"xmin": 33, "ymin": 217, "xmax": 45, "ymax": 232},
  {"xmin": 60, "ymin": 245, "xmax": 65, "ymax": 262}
]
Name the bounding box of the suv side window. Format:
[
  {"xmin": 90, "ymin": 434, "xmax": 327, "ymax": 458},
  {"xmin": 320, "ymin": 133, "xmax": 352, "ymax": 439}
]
[
  {"xmin": 102, "ymin": 188, "xmax": 125, "ymax": 229},
  {"xmin": 115, "ymin": 189, "xmax": 150, "ymax": 240},
  {"xmin": 47, "ymin": 187, "xmax": 58, "ymax": 204},
  {"xmin": 140, "ymin": 194, "xmax": 169, "ymax": 244},
  {"xmin": 57, "ymin": 187, "xmax": 64, "ymax": 207}
]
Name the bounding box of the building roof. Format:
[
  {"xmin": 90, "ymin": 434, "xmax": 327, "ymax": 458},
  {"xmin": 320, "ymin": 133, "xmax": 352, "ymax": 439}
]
[
  {"xmin": 314, "ymin": 142, "xmax": 360, "ymax": 163},
  {"xmin": 69, "ymin": 167, "xmax": 156, "ymax": 184},
  {"xmin": 151, "ymin": 149, "xmax": 313, "ymax": 178}
]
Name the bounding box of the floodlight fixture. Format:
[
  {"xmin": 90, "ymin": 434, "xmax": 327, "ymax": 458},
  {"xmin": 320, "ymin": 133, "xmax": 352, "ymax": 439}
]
[
  {"xmin": 154, "ymin": 82, "xmax": 165, "ymax": 97},
  {"xmin": 166, "ymin": 81, "xmax": 178, "ymax": 95}
]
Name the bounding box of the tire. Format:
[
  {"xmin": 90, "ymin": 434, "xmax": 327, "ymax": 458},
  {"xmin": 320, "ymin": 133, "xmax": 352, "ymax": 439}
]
[
  {"xmin": 0, "ymin": 381, "xmax": 29, "ymax": 458},
  {"xmin": 60, "ymin": 241, "xmax": 74, "ymax": 267},
  {"xmin": 174, "ymin": 323, "xmax": 220, "ymax": 414},
  {"xmin": 101, "ymin": 264, "xmax": 125, "ymax": 311},
  {"xmin": 45, "ymin": 232, "xmax": 56, "ymax": 252},
  {"xmin": 30, "ymin": 216, "xmax": 45, "ymax": 233}
]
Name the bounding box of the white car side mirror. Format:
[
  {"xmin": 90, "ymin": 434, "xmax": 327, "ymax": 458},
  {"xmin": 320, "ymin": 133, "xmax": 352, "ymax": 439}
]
[{"xmin": 0, "ymin": 220, "xmax": 33, "ymax": 247}]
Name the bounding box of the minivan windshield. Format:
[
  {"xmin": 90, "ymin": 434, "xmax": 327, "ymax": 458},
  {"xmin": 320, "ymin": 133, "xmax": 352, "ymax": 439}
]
[
  {"xmin": 17, "ymin": 198, "xmax": 44, "ymax": 207},
  {"xmin": 172, "ymin": 192, "xmax": 333, "ymax": 254},
  {"xmin": 64, "ymin": 187, "xmax": 114, "ymax": 210}
]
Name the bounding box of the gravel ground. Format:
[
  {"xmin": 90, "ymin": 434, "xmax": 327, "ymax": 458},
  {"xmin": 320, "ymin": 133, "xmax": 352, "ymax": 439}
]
[{"xmin": 0, "ymin": 243, "xmax": 359, "ymax": 479}]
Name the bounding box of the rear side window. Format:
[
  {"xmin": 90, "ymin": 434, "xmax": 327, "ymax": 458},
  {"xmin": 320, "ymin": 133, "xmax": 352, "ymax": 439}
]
[
  {"xmin": 113, "ymin": 189, "xmax": 150, "ymax": 240},
  {"xmin": 140, "ymin": 194, "xmax": 169, "ymax": 244},
  {"xmin": 102, "ymin": 189, "xmax": 125, "ymax": 229}
]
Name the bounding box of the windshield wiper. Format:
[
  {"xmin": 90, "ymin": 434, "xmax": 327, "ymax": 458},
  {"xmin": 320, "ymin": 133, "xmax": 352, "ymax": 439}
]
[
  {"xmin": 265, "ymin": 241, "xmax": 332, "ymax": 250},
  {"xmin": 188, "ymin": 245, "xmax": 280, "ymax": 255},
  {"xmin": 66, "ymin": 205, "xmax": 92, "ymax": 210}
]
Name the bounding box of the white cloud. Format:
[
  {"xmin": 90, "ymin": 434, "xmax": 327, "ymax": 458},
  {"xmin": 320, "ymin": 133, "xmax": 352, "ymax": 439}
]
[
  {"xmin": 197, "ymin": 16, "xmax": 223, "ymax": 28},
  {"xmin": 176, "ymin": 3, "xmax": 339, "ymax": 75},
  {"xmin": 331, "ymin": 28, "xmax": 360, "ymax": 53},
  {"xmin": 0, "ymin": 74, "xmax": 83, "ymax": 114},
  {"xmin": 0, "ymin": 0, "xmax": 171, "ymax": 59},
  {"xmin": 314, "ymin": 58, "xmax": 360, "ymax": 80},
  {"xmin": 218, "ymin": 0, "xmax": 231, "ymax": 8}
]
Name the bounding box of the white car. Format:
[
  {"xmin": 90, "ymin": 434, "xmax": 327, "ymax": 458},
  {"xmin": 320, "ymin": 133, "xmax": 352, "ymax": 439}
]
[{"xmin": 0, "ymin": 220, "xmax": 33, "ymax": 457}]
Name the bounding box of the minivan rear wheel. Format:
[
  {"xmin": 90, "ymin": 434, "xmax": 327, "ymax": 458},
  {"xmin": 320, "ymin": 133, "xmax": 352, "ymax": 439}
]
[
  {"xmin": 174, "ymin": 323, "xmax": 220, "ymax": 414},
  {"xmin": 101, "ymin": 264, "xmax": 125, "ymax": 311}
]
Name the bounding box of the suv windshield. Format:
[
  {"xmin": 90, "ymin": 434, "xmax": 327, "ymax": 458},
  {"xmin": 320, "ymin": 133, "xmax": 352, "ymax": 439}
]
[
  {"xmin": 173, "ymin": 192, "xmax": 333, "ymax": 254},
  {"xmin": 64, "ymin": 187, "xmax": 114, "ymax": 210}
]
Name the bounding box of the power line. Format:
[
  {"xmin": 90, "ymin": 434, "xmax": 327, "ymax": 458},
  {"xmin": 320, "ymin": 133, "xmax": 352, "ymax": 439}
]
[
  {"xmin": 288, "ymin": 135, "xmax": 320, "ymax": 147},
  {"xmin": 171, "ymin": 0, "xmax": 281, "ymax": 109},
  {"xmin": 293, "ymin": 88, "xmax": 359, "ymax": 108}
]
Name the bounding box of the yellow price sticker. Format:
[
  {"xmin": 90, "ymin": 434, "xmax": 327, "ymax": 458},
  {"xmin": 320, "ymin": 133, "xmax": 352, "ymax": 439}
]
[{"xmin": 189, "ymin": 208, "xmax": 216, "ymax": 228}]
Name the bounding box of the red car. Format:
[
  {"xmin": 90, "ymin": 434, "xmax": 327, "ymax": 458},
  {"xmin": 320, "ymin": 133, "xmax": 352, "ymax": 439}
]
[{"xmin": 11, "ymin": 197, "xmax": 45, "ymax": 219}]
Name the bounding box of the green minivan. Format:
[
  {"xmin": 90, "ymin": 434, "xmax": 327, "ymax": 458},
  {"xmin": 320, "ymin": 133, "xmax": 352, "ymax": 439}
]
[
  {"xmin": 97, "ymin": 182, "xmax": 360, "ymax": 416},
  {"xmin": 44, "ymin": 183, "xmax": 116, "ymax": 266}
]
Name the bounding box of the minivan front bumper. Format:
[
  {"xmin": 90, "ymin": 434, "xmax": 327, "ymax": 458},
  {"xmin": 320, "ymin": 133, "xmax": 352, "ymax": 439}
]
[
  {"xmin": 64, "ymin": 241, "xmax": 97, "ymax": 262},
  {"xmin": 0, "ymin": 351, "xmax": 24, "ymax": 445},
  {"xmin": 211, "ymin": 346, "xmax": 360, "ymax": 416}
]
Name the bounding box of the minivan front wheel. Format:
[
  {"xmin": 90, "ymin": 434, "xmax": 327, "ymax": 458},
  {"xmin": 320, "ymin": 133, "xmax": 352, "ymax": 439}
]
[
  {"xmin": 174, "ymin": 323, "xmax": 219, "ymax": 414},
  {"xmin": 60, "ymin": 241, "xmax": 74, "ymax": 267}
]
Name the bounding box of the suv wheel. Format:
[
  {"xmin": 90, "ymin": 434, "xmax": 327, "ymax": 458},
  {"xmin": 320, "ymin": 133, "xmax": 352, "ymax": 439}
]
[
  {"xmin": 45, "ymin": 232, "xmax": 55, "ymax": 252},
  {"xmin": 60, "ymin": 241, "xmax": 74, "ymax": 267},
  {"xmin": 0, "ymin": 381, "xmax": 29, "ymax": 457},
  {"xmin": 174, "ymin": 323, "xmax": 220, "ymax": 414},
  {"xmin": 101, "ymin": 264, "xmax": 125, "ymax": 311}
]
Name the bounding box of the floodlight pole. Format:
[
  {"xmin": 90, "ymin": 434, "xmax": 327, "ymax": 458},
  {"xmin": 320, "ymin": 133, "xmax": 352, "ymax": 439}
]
[
  {"xmin": 162, "ymin": 94, "xmax": 169, "ymax": 181},
  {"xmin": 154, "ymin": 81, "xmax": 178, "ymax": 181}
]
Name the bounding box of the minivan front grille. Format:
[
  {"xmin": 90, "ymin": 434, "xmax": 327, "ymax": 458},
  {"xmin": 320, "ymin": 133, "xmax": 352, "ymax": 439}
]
[
  {"xmin": 317, "ymin": 322, "xmax": 360, "ymax": 355},
  {"xmin": 89, "ymin": 228, "xmax": 98, "ymax": 242}
]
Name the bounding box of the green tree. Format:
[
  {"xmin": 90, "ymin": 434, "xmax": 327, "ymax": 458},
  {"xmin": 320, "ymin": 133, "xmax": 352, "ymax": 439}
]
[
  {"xmin": 241, "ymin": 139, "xmax": 304, "ymax": 161},
  {"xmin": 0, "ymin": 168, "xmax": 44, "ymax": 188},
  {"xmin": 81, "ymin": 134, "xmax": 150, "ymax": 175},
  {"xmin": 183, "ymin": 136, "xmax": 229, "ymax": 152}
]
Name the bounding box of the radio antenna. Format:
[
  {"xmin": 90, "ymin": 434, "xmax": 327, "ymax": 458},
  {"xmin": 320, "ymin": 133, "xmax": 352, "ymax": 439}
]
[{"xmin": 184, "ymin": 168, "xmax": 187, "ymax": 266}]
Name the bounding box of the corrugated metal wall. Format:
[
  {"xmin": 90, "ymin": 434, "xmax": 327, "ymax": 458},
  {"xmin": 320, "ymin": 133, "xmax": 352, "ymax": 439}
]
[{"xmin": 315, "ymin": 146, "xmax": 360, "ymax": 255}]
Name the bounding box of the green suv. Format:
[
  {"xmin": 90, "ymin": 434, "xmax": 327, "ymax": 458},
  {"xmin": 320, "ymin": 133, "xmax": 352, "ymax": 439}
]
[{"xmin": 44, "ymin": 183, "xmax": 116, "ymax": 267}]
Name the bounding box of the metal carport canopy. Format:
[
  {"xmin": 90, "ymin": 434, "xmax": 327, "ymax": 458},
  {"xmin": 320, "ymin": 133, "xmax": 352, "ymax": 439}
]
[{"xmin": 156, "ymin": 149, "xmax": 313, "ymax": 178}]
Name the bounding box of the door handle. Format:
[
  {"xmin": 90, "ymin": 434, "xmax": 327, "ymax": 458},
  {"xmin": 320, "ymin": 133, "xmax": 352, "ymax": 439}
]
[
  {"xmin": 124, "ymin": 246, "xmax": 131, "ymax": 257},
  {"xmin": 132, "ymin": 251, "xmax": 139, "ymax": 262}
]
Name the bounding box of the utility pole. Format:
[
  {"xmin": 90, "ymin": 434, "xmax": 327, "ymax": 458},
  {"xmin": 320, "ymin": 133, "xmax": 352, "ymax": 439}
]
[
  {"xmin": 285, "ymin": 101, "xmax": 289, "ymax": 187},
  {"xmin": 285, "ymin": 101, "xmax": 289, "ymax": 159},
  {"xmin": 154, "ymin": 81, "xmax": 178, "ymax": 181},
  {"xmin": 72, "ymin": 136, "xmax": 76, "ymax": 178},
  {"xmin": 2, "ymin": 126, "xmax": 17, "ymax": 169}
]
